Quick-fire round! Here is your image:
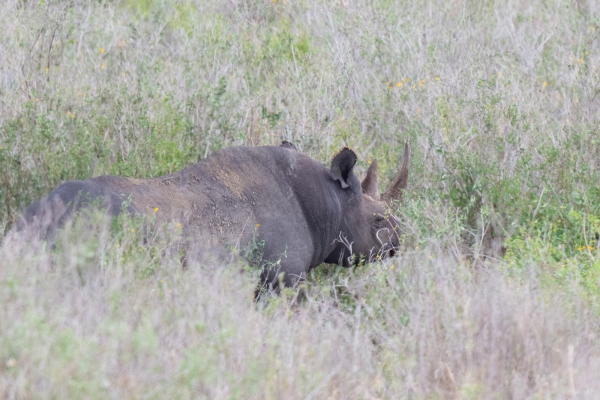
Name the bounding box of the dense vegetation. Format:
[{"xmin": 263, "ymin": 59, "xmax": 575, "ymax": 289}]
[{"xmin": 2, "ymin": 0, "xmax": 600, "ymax": 397}]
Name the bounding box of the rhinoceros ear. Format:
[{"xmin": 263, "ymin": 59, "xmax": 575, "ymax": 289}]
[
  {"xmin": 361, "ymin": 159, "xmax": 380, "ymax": 200},
  {"xmin": 330, "ymin": 148, "xmax": 357, "ymax": 189},
  {"xmin": 382, "ymin": 143, "xmax": 410, "ymax": 203}
]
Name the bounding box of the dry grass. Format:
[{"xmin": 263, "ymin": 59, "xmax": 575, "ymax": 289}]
[
  {"xmin": 2, "ymin": 221, "xmax": 600, "ymax": 398},
  {"xmin": 2, "ymin": 0, "xmax": 600, "ymax": 398}
]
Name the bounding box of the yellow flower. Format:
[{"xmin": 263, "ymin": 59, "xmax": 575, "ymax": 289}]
[
  {"xmin": 154, "ymin": 207, "xmax": 159, "ymax": 213},
  {"xmin": 435, "ymin": 77, "xmax": 440, "ymax": 81},
  {"xmin": 403, "ymin": 77, "xmax": 410, "ymax": 82},
  {"xmin": 389, "ymin": 265, "xmax": 394, "ymax": 269},
  {"xmin": 255, "ymin": 223, "xmax": 260, "ymax": 227},
  {"xmin": 101, "ymin": 63, "xmax": 105, "ymax": 69},
  {"xmin": 367, "ymin": 160, "xmax": 372, "ymax": 164},
  {"xmin": 543, "ymin": 81, "xmax": 547, "ymax": 87},
  {"xmin": 176, "ymin": 222, "xmax": 182, "ymax": 229},
  {"xmin": 131, "ymin": 229, "xmax": 135, "ymax": 233},
  {"xmin": 396, "ymin": 82, "xmax": 403, "ymax": 87},
  {"xmin": 579, "ymin": 58, "xmax": 584, "ymax": 64},
  {"xmin": 100, "ymin": 48, "xmax": 105, "ymax": 54}
]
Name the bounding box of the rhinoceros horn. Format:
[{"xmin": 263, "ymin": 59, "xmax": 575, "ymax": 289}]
[
  {"xmin": 361, "ymin": 159, "xmax": 380, "ymax": 201},
  {"xmin": 381, "ymin": 143, "xmax": 410, "ymax": 203}
]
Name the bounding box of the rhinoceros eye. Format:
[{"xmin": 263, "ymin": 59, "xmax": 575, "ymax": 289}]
[{"xmin": 373, "ymin": 215, "xmax": 385, "ymax": 226}]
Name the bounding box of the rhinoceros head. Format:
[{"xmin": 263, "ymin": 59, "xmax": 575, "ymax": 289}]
[{"xmin": 327, "ymin": 143, "xmax": 410, "ymax": 266}]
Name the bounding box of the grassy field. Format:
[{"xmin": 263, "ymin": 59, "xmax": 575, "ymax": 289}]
[{"xmin": 2, "ymin": 0, "xmax": 600, "ymax": 397}]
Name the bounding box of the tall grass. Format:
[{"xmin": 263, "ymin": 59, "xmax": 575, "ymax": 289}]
[
  {"xmin": 3, "ymin": 220, "xmax": 600, "ymax": 398},
  {"xmin": 2, "ymin": 0, "xmax": 600, "ymax": 397}
]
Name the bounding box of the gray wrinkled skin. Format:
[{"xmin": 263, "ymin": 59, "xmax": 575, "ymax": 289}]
[{"xmin": 13, "ymin": 142, "xmax": 410, "ymax": 293}]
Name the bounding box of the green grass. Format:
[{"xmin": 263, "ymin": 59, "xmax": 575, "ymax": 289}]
[{"xmin": 2, "ymin": 0, "xmax": 600, "ymax": 397}]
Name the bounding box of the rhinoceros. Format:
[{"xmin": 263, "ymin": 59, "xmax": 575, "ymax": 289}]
[{"xmin": 13, "ymin": 142, "xmax": 410, "ymax": 292}]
